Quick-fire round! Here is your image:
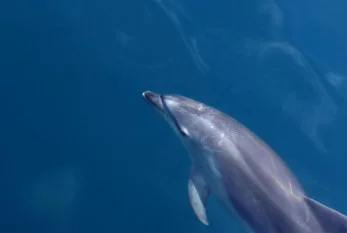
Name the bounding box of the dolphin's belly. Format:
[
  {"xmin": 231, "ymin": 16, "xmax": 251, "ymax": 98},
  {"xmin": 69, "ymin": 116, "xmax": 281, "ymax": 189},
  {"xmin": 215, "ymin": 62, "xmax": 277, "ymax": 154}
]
[
  {"xmin": 198, "ymin": 151, "xmax": 227, "ymax": 200},
  {"xmin": 199, "ymin": 152, "xmax": 248, "ymax": 222}
]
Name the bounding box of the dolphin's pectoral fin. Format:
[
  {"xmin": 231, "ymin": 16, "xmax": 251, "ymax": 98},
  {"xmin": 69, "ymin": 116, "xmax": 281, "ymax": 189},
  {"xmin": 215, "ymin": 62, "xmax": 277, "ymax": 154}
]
[
  {"xmin": 304, "ymin": 196, "xmax": 347, "ymax": 232},
  {"xmin": 188, "ymin": 167, "xmax": 210, "ymax": 226}
]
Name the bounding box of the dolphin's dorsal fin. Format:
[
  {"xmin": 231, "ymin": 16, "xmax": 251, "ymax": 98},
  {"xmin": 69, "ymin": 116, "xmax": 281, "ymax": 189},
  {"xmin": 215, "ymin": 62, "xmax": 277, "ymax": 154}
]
[
  {"xmin": 304, "ymin": 196, "xmax": 347, "ymax": 232},
  {"xmin": 188, "ymin": 167, "xmax": 210, "ymax": 226}
]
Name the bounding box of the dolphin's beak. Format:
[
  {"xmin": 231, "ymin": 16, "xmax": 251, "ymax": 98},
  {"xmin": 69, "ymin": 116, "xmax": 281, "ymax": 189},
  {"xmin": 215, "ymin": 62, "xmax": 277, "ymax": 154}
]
[{"xmin": 142, "ymin": 91, "xmax": 164, "ymax": 113}]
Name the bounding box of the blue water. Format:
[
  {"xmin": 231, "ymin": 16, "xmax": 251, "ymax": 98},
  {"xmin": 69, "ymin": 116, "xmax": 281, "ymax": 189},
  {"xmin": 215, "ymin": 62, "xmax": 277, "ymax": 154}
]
[{"xmin": 1, "ymin": 0, "xmax": 347, "ymax": 232}]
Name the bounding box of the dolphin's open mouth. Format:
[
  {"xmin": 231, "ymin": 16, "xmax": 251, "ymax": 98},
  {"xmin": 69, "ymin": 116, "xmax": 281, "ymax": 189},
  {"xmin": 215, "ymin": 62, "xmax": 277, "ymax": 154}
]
[{"xmin": 142, "ymin": 91, "xmax": 164, "ymax": 113}]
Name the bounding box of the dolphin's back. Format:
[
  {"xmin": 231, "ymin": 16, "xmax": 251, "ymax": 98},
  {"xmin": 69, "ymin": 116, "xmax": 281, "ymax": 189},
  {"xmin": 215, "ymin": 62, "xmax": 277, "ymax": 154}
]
[{"xmin": 203, "ymin": 109, "xmax": 325, "ymax": 233}]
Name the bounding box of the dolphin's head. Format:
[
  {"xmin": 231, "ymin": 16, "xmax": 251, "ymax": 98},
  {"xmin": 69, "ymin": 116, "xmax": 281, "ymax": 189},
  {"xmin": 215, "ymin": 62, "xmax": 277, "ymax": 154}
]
[{"xmin": 142, "ymin": 91, "xmax": 212, "ymax": 144}]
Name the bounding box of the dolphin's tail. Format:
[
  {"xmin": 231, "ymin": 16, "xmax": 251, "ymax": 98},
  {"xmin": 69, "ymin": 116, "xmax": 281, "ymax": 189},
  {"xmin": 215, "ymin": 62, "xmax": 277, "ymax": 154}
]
[{"xmin": 304, "ymin": 196, "xmax": 347, "ymax": 232}]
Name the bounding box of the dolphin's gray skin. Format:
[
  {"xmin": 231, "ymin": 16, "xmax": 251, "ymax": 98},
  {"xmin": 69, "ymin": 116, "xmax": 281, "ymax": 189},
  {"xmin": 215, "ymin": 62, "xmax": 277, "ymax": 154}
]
[{"xmin": 142, "ymin": 91, "xmax": 347, "ymax": 233}]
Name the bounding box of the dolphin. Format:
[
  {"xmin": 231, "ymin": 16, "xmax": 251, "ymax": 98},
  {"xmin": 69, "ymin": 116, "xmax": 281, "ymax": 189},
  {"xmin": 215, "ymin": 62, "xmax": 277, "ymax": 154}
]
[{"xmin": 142, "ymin": 90, "xmax": 347, "ymax": 233}]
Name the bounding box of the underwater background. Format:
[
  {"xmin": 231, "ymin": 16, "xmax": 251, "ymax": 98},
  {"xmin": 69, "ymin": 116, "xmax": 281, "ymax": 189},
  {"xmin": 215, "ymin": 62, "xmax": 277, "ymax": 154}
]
[{"xmin": 1, "ymin": 0, "xmax": 347, "ymax": 232}]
